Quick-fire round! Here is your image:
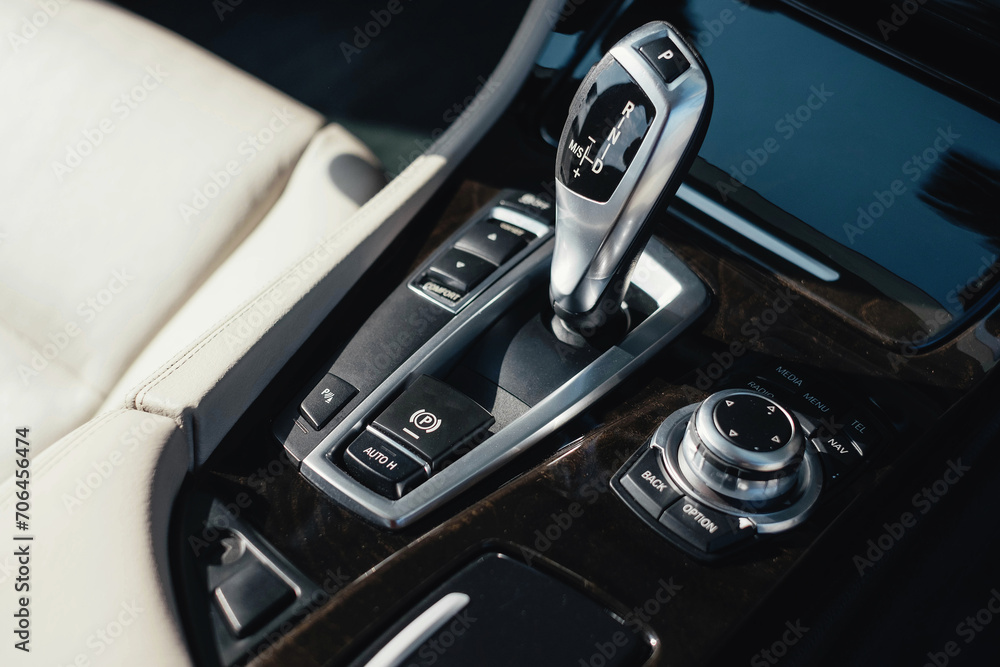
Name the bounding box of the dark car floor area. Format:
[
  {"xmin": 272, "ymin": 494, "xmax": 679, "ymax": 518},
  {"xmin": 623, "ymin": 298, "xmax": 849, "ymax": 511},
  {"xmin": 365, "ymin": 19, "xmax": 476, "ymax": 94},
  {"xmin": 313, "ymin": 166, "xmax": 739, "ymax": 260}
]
[{"xmin": 114, "ymin": 0, "xmax": 532, "ymax": 175}]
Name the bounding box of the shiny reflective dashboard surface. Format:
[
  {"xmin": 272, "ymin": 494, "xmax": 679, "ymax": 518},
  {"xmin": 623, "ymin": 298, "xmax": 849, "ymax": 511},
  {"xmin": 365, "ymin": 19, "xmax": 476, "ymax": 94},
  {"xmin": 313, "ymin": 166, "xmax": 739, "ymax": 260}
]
[
  {"xmin": 687, "ymin": 0, "xmax": 1000, "ymax": 335},
  {"xmin": 538, "ymin": 0, "xmax": 1000, "ymax": 345}
]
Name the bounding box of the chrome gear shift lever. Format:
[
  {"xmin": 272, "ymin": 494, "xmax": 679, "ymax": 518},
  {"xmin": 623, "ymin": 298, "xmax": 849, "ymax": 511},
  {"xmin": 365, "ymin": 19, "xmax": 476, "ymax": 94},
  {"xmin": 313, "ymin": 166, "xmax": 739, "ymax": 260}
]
[{"xmin": 550, "ymin": 21, "xmax": 712, "ymax": 333}]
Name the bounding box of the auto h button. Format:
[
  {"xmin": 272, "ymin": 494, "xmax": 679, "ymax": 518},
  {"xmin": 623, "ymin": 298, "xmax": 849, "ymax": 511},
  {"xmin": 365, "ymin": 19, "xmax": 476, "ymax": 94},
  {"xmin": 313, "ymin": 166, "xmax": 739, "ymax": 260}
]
[{"xmin": 343, "ymin": 430, "xmax": 428, "ymax": 499}]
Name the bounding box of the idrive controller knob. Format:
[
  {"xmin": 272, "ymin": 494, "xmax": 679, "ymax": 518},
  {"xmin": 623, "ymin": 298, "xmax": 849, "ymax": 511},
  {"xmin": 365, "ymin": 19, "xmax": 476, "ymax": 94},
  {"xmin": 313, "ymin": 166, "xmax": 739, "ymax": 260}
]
[{"xmin": 677, "ymin": 390, "xmax": 806, "ymax": 506}]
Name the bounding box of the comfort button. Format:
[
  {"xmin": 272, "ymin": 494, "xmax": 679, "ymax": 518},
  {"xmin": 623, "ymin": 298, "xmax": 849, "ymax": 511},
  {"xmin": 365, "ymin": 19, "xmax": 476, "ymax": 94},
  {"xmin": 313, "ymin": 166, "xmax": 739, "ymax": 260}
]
[{"xmin": 659, "ymin": 497, "xmax": 755, "ymax": 553}]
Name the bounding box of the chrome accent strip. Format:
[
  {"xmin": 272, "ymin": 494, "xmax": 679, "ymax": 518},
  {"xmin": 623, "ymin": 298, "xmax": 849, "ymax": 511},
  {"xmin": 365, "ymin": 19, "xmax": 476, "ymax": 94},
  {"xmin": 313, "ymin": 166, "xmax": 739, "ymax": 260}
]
[
  {"xmin": 675, "ymin": 184, "xmax": 841, "ymax": 282},
  {"xmin": 364, "ymin": 593, "xmax": 471, "ymax": 667}
]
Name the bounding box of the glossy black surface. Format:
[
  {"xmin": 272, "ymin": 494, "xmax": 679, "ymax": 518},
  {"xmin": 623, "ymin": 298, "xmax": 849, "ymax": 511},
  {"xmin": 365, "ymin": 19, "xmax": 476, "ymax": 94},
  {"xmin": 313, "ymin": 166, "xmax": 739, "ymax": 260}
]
[
  {"xmin": 347, "ymin": 553, "xmax": 650, "ymax": 667},
  {"xmin": 557, "ymin": 59, "xmax": 656, "ymax": 202},
  {"xmin": 687, "ymin": 0, "xmax": 1000, "ymax": 328},
  {"xmin": 712, "ymin": 393, "xmax": 792, "ymax": 453},
  {"xmin": 539, "ymin": 0, "xmax": 1000, "ymax": 344}
]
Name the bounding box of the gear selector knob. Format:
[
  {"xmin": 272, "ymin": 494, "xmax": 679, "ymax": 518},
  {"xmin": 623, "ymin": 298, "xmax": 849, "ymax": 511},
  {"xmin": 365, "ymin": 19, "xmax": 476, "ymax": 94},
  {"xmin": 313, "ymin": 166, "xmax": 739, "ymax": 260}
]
[{"xmin": 551, "ymin": 22, "xmax": 712, "ymax": 331}]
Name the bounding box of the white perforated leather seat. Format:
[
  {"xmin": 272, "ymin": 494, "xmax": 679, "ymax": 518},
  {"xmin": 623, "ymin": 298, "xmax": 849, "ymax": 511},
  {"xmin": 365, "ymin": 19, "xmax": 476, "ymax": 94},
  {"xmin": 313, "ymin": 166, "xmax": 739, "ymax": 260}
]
[{"xmin": 0, "ymin": 0, "xmax": 385, "ymax": 479}]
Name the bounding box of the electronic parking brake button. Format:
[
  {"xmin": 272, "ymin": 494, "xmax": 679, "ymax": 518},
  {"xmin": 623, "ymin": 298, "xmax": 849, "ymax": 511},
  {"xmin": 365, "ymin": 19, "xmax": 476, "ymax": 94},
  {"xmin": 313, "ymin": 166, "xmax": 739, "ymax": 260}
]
[
  {"xmin": 372, "ymin": 375, "xmax": 494, "ymax": 470},
  {"xmin": 659, "ymin": 497, "xmax": 755, "ymax": 553},
  {"xmin": 343, "ymin": 430, "xmax": 428, "ymax": 500},
  {"xmin": 621, "ymin": 447, "xmax": 681, "ymax": 517}
]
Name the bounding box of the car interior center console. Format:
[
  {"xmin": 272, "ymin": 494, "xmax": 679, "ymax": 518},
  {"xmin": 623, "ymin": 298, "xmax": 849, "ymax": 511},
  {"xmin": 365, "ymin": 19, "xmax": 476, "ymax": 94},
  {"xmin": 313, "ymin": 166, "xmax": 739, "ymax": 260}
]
[{"xmin": 171, "ymin": 1, "xmax": 1000, "ymax": 666}]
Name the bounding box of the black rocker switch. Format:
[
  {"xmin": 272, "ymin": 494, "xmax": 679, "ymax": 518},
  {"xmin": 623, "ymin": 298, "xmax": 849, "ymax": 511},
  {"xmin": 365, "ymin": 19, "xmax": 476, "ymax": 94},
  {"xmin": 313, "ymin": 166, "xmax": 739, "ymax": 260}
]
[
  {"xmin": 455, "ymin": 220, "xmax": 529, "ymax": 265},
  {"xmin": 427, "ymin": 248, "xmax": 496, "ymax": 294},
  {"xmin": 372, "ymin": 375, "xmax": 494, "ymax": 469},
  {"xmin": 300, "ymin": 374, "xmax": 357, "ymax": 430}
]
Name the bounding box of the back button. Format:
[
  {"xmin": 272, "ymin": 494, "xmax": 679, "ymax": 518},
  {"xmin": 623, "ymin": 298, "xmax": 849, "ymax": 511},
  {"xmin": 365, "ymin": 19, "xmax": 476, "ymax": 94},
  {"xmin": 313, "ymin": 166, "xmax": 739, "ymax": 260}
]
[{"xmin": 620, "ymin": 447, "xmax": 681, "ymax": 517}]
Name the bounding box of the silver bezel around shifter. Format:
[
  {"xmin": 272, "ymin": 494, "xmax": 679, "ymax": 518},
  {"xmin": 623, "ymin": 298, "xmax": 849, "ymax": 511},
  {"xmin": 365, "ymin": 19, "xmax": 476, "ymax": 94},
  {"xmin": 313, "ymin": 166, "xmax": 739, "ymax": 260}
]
[{"xmin": 301, "ymin": 235, "xmax": 709, "ymax": 529}]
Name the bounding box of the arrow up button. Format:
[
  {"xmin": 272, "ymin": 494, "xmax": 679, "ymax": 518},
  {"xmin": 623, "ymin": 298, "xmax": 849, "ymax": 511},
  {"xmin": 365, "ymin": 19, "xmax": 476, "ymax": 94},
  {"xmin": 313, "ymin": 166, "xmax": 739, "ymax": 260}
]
[
  {"xmin": 427, "ymin": 248, "xmax": 496, "ymax": 294},
  {"xmin": 455, "ymin": 219, "xmax": 531, "ymax": 265}
]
